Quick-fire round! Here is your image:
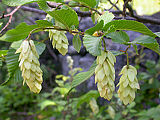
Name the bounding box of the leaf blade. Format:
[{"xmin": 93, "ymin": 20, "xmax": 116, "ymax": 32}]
[
  {"xmin": 103, "ymin": 20, "xmax": 156, "ymax": 37},
  {"xmin": 83, "ymin": 35, "xmax": 101, "ymax": 56},
  {"xmin": 71, "ymin": 61, "xmax": 97, "ymax": 88}
]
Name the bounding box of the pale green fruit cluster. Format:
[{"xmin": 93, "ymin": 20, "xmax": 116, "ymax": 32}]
[
  {"xmin": 49, "ymin": 29, "xmax": 68, "ymax": 56},
  {"xmin": 117, "ymin": 65, "xmax": 140, "ymax": 105},
  {"xmin": 16, "ymin": 40, "xmax": 43, "ymax": 93},
  {"xmin": 95, "ymin": 51, "xmax": 116, "ymax": 100},
  {"xmin": 89, "ymin": 98, "xmax": 99, "ymax": 114}
]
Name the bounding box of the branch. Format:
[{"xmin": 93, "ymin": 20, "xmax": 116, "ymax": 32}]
[
  {"xmin": 108, "ymin": 0, "xmax": 120, "ymax": 11},
  {"xmin": 0, "ymin": 6, "xmax": 21, "ymax": 33},
  {"xmin": 21, "ymin": 6, "xmax": 46, "ymax": 15}
]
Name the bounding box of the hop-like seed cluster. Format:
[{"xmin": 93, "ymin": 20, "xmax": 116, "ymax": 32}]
[
  {"xmin": 16, "ymin": 40, "xmax": 43, "ymax": 93},
  {"xmin": 89, "ymin": 98, "xmax": 99, "ymax": 114},
  {"xmin": 45, "ymin": 14, "xmax": 68, "ymax": 56},
  {"xmin": 49, "ymin": 29, "xmax": 68, "ymax": 55},
  {"xmin": 117, "ymin": 65, "xmax": 140, "ymax": 105},
  {"xmin": 95, "ymin": 51, "xmax": 116, "ymax": 100}
]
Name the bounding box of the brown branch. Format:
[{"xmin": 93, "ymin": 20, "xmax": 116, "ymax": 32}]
[
  {"xmin": 21, "ymin": 6, "xmax": 46, "ymax": 15},
  {"xmin": 0, "ymin": 6, "xmax": 21, "ymax": 33},
  {"xmin": 123, "ymin": 0, "xmax": 130, "ymax": 17},
  {"xmin": 108, "ymin": 0, "xmax": 120, "ymax": 11}
]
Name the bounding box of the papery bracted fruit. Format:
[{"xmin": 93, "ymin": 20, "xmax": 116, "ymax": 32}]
[
  {"xmin": 16, "ymin": 40, "xmax": 43, "ymax": 93},
  {"xmin": 117, "ymin": 65, "xmax": 140, "ymax": 105},
  {"xmin": 95, "ymin": 50, "xmax": 116, "ymax": 100}
]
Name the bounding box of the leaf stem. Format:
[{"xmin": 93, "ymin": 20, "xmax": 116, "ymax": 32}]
[
  {"xmin": 26, "ymin": 26, "xmax": 84, "ymax": 40},
  {"xmin": 125, "ymin": 45, "xmax": 131, "ymax": 68},
  {"xmin": 102, "ymin": 38, "xmax": 106, "ymax": 51}
]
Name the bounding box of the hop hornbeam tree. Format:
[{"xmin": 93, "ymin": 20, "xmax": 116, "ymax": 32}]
[{"xmin": 0, "ymin": 0, "xmax": 160, "ymax": 105}]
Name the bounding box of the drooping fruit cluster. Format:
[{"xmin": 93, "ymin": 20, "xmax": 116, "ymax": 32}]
[
  {"xmin": 46, "ymin": 14, "xmax": 68, "ymax": 56},
  {"xmin": 16, "ymin": 40, "xmax": 43, "ymax": 93},
  {"xmin": 49, "ymin": 29, "xmax": 68, "ymax": 55},
  {"xmin": 95, "ymin": 50, "xmax": 116, "ymax": 100},
  {"xmin": 117, "ymin": 65, "xmax": 140, "ymax": 105}
]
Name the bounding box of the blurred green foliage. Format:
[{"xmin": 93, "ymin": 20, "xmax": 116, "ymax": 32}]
[{"xmin": 0, "ymin": 56, "xmax": 160, "ymax": 120}]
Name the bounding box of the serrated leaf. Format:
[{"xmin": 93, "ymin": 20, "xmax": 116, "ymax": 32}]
[
  {"xmin": 83, "ymin": 35, "xmax": 101, "ymax": 56},
  {"xmin": 0, "ymin": 20, "xmax": 53, "ymax": 42},
  {"xmin": 98, "ymin": 11, "xmax": 114, "ymax": 25},
  {"xmin": 38, "ymin": 1, "xmax": 79, "ymax": 29},
  {"xmin": 1, "ymin": 49, "xmax": 23, "ymax": 86},
  {"xmin": 71, "ymin": 61, "xmax": 97, "ymax": 88},
  {"xmin": 155, "ymin": 32, "xmax": 160, "ymax": 38},
  {"xmin": 91, "ymin": 12, "xmax": 96, "ymax": 24},
  {"xmin": 85, "ymin": 20, "xmax": 104, "ymax": 35},
  {"xmin": 111, "ymin": 51, "xmax": 125, "ymax": 56},
  {"xmin": 0, "ymin": 23, "xmax": 37, "ymax": 42},
  {"xmin": 49, "ymin": 7, "xmax": 79, "ymax": 29},
  {"xmin": 0, "ymin": 50, "xmax": 8, "ymax": 57},
  {"xmin": 73, "ymin": 0, "xmax": 97, "ymax": 8},
  {"xmin": 73, "ymin": 34, "xmax": 81, "ymax": 53},
  {"xmin": 2, "ymin": 0, "xmax": 39, "ymax": 6},
  {"xmin": 77, "ymin": 90, "xmax": 99, "ymax": 108},
  {"xmin": 35, "ymin": 20, "xmax": 53, "ymax": 27},
  {"xmin": 103, "ymin": 20, "xmax": 156, "ymax": 37},
  {"xmin": 106, "ymin": 31, "xmax": 130, "ymax": 44},
  {"xmin": 35, "ymin": 42, "xmax": 46, "ymax": 55},
  {"xmin": 131, "ymin": 35, "xmax": 160, "ymax": 55}
]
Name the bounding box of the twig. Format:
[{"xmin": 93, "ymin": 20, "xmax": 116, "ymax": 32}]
[
  {"xmin": 0, "ymin": 6, "xmax": 21, "ymax": 33},
  {"xmin": 20, "ymin": 5, "xmax": 160, "ymax": 25},
  {"xmin": 108, "ymin": 0, "xmax": 120, "ymax": 11},
  {"xmin": 123, "ymin": 0, "xmax": 129, "ymax": 17},
  {"xmin": 26, "ymin": 27, "xmax": 84, "ymax": 41},
  {"xmin": 21, "ymin": 6, "xmax": 46, "ymax": 15}
]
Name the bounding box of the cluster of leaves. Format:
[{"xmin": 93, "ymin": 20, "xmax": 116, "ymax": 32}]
[{"xmin": 0, "ymin": 0, "xmax": 160, "ymax": 89}]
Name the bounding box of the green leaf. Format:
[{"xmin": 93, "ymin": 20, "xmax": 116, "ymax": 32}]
[
  {"xmin": 35, "ymin": 42, "xmax": 46, "ymax": 55},
  {"xmin": 35, "ymin": 20, "xmax": 53, "ymax": 27},
  {"xmin": 47, "ymin": 0, "xmax": 64, "ymax": 2},
  {"xmin": 72, "ymin": 35, "xmax": 81, "ymax": 53},
  {"xmin": 2, "ymin": 0, "xmax": 39, "ymax": 6},
  {"xmin": 83, "ymin": 35, "xmax": 102, "ymax": 56},
  {"xmin": 73, "ymin": 0, "xmax": 97, "ymax": 8},
  {"xmin": 131, "ymin": 35, "xmax": 160, "ymax": 55},
  {"xmin": 103, "ymin": 20, "xmax": 156, "ymax": 37},
  {"xmin": 49, "ymin": 7, "xmax": 79, "ymax": 29},
  {"xmin": 1, "ymin": 49, "xmax": 23, "ymax": 85},
  {"xmin": 0, "ymin": 50, "xmax": 8, "ymax": 57},
  {"xmin": 77, "ymin": 90, "xmax": 99, "ymax": 108},
  {"xmin": 38, "ymin": 1, "xmax": 79, "ymax": 29},
  {"xmin": 0, "ymin": 58, "xmax": 2, "ymax": 67},
  {"xmin": 0, "ymin": 20, "xmax": 53, "ymax": 42},
  {"xmin": 111, "ymin": 51, "xmax": 125, "ymax": 56},
  {"xmin": 155, "ymin": 32, "xmax": 160, "ymax": 38},
  {"xmin": 10, "ymin": 40, "xmax": 23, "ymax": 49},
  {"xmin": 0, "ymin": 23, "xmax": 36, "ymax": 42},
  {"xmin": 106, "ymin": 31, "xmax": 130, "ymax": 44},
  {"xmin": 71, "ymin": 61, "xmax": 97, "ymax": 88},
  {"xmin": 103, "ymin": 25, "xmax": 116, "ymax": 36},
  {"xmin": 0, "ymin": 22, "xmax": 2, "ymax": 28},
  {"xmin": 11, "ymin": 40, "xmax": 46, "ymax": 55},
  {"xmin": 39, "ymin": 100, "xmax": 56, "ymax": 110},
  {"xmin": 85, "ymin": 20, "xmax": 104, "ymax": 35},
  {"xmin": 98, "ymin": 11, "xmax": 114, "ymax": 25}
]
